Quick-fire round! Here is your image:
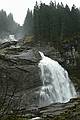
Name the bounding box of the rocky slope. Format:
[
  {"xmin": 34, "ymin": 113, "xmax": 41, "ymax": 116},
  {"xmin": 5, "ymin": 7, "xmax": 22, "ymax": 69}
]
[
  {"xmin": 0, "ymin": 38, "xmax": 80, "ymax": 119},
  {"xmin": 22, "ymin": 97, "xmax": 80, "ymax": 120}
]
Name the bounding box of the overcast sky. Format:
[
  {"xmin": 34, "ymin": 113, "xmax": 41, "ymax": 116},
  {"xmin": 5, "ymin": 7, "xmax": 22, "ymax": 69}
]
[{"xmin": 0, "ymin": 0, "xmax": 80, "ymax": 25}]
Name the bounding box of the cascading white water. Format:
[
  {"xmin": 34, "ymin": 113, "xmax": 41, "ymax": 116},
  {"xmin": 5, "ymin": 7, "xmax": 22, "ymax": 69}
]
[{"xmin": 38, "ymin": 51, "xmax": 77, "ymax": 107}]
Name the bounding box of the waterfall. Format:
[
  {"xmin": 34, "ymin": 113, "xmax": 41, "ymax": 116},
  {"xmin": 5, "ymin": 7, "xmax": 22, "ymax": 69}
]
[{"xmin": 38, "ymin": 51, "xmax": 77, "ymax": 107}]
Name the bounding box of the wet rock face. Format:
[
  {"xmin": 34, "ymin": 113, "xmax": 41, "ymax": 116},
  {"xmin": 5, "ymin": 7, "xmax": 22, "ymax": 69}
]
[
  {"xmin": 0, "ymin": 39, "xmax": 62, "ymax": 93},
  {"xmin": 0, "ymin": 40, "xmax": 64, "ymax": 109},
  {"xmin": 0, "ymin": 38, "xmax": 80, "ymax": 115},
  {"xmin": 0, "ymin": 42, "xmax": 43, "ymax": 111},
  {"xmin": 39, "ymin": 97, "xmax": 80, "ymax": 120},
  {"xmin": 15, "ymin": 97, "xmax": 80, "ymax": 120},
  {"xmin": 0, "ymin": 49, "xmax": 41, "ymax": 91}
]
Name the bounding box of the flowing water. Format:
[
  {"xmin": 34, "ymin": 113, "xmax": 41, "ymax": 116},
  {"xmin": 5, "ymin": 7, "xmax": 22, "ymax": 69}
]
[{"xmin": 38, "ymin": 51, "xmax": 77, "ymax": 107}]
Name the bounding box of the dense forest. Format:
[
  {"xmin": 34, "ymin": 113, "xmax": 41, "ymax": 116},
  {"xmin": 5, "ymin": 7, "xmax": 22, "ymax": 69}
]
[
  {"xmin": 0, "ymin": 10, "xmax": 19, "ymax": 38},
  {"xmin": 0, "ymin": 1, "xmax": 80, "ymax": 44},
  {"xmin": 23, "ymin": 1, "xmax": 80, "ymax": 49},
  {"xmin": 33, "ymin": 1, "xmax": 80, "ymax": 42}
]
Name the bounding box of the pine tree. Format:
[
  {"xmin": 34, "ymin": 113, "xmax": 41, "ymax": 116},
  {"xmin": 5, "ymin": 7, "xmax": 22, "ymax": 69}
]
[{"xmin": 23, "ymin": 8, "xmax": 33, "ymax": 36}]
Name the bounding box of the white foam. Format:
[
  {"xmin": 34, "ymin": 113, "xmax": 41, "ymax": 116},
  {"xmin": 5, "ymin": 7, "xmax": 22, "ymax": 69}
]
[{"xmin": 39, "ymin": 51, "xmax": 77, "ymax": 106}]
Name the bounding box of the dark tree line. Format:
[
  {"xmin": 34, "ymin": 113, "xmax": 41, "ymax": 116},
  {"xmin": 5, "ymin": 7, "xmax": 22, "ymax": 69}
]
[
  {"xmin": 33, "ymin": 1, "xmax": 80, "ymax": 42},
  {"xmin": 23, "ymin": 1, "xmax": 80, "ymax": 44}
]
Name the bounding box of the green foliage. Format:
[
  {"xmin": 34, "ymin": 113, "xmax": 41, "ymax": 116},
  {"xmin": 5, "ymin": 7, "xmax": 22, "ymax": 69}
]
[
  {"xmin": 32, "ymin": 1, "xmax": 80, "ymax": 43},
  {"xmin": 23, "ymin": 8, "xmax": 33, "ymax": 36},
  {"xmin": 0, "ymin": 10, "xmax": 8, "ymax": 32},
  {"xmin": 7, "ymin": 13, "xmax": 19, "ymax": 34},
  {"xmin": 0, "ymin": 9, "xmax": 19, "ymax": 37}
]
